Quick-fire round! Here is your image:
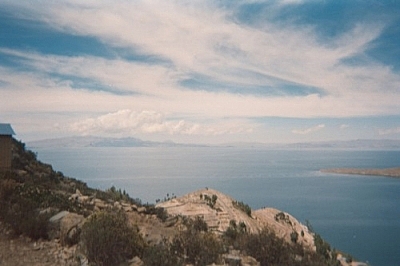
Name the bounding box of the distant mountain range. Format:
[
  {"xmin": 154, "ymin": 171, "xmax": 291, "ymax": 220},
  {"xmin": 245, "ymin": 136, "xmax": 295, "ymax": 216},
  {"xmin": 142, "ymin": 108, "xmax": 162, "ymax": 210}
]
[
  {"xmin": 277, "ymin": 139, "xmax": 400, "ymax": 150},
  {"xmin": 27, "ymin": 136, "xmax": 400, "ymax": 150},
  {"xmin": 27, "ymin": 136, "xmax": 206, "ymax": 148}
]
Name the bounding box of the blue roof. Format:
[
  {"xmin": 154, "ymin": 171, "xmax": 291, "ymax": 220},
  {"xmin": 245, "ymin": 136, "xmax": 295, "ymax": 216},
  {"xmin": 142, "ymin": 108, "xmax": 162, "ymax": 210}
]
[{"xmin": 0, "ymin": 123, "xmax": 15, "ymax": 135}]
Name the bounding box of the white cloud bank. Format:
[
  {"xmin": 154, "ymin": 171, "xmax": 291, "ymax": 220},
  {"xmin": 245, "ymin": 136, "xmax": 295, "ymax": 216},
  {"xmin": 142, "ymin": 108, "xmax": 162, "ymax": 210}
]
[
  {"xmin": 292, "ymin": 124, "xmax": 325, "ymax": 135},
  {"xmin": 70, "ymin": 109, "xmax": 253, "ymax": 137}
]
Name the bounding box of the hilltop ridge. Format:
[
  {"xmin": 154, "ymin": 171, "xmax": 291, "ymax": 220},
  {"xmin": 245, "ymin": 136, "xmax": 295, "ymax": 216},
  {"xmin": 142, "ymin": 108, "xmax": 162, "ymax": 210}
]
[{"xmin": 157, "ymin": 188, "xmax": 315, "ymax": 250}]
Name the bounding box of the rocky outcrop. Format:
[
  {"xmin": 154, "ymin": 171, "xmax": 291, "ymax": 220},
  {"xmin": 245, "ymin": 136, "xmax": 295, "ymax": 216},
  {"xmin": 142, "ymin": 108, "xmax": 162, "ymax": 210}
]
[
  {"xmin": 253, "ymin": 208, "xmax": 314, "ymax": 250},
  {"xmin": 156, "ymin": 188, "xmax": 315, "ymax": 250}
]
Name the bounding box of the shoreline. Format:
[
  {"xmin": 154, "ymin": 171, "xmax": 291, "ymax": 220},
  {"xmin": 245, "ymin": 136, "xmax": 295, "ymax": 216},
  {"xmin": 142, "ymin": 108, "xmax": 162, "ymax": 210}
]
[{"xmin": 321, "ymin": 167, "xmax": 400, "ymax": 178}]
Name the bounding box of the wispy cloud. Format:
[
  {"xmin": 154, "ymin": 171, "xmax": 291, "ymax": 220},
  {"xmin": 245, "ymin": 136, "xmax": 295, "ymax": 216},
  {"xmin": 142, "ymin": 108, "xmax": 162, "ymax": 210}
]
[
  {"xmin": 340, "ymin": 124, "xmax": 350, "ymax": 129},
  {"xmin": 1, "ymin": 0, "xmax": 400, "ymax": 142},
  {"xmin": 292, "ymin": 124, "xmax": 325, "ymax": 135}
]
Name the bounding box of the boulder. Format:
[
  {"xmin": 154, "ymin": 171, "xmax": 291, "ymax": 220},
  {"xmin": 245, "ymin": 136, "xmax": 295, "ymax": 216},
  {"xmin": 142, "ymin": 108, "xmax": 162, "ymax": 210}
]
[
  {"xmin": 93, "ymin": 198, "xmax": 107, "ymax": 209},
  {"xmin": 128, "ymin": 256, "xmax": 144, "ymax": 266},
  {"xmin": 123, "ymin": 206, "xmax": 132, "ymax": 212},
  {"xmin": 137, "ymin": 207, "xmax": 146, "ymax": 213},
  {"xmin": 223, "ymin": 254, "xmax": 241, "ymax": 266},
  {"xmin": 241, "ymin": 256, "xmax": 260, "ymax": 266},
  {"xmin": 48, "ymin": 211, "xmax": 70, "ymax": 240},
  {"xmin": 50, "ymin": 211, "xmax": 70, "ymax": 223},
  {"xmin": 60, "ymin": 213, "xmax": 85, "ymax": 246},
  {"xmin": 164, "ymin": 216, "xmax": 178, "ymax": 227}
]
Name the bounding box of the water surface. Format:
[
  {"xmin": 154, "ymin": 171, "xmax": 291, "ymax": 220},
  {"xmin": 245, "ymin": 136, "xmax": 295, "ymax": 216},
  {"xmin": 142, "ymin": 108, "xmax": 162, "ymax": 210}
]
[{"xmin": 34, "ymin": 147, "xmax": 400, "ymax": 266}]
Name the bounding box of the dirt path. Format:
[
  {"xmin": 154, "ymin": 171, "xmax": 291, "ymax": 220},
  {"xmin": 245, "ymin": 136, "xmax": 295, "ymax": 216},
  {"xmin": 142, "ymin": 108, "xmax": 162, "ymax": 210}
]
[{"xmin": 0, "ymin": 223, "xmax": 78, "ymax": 266}]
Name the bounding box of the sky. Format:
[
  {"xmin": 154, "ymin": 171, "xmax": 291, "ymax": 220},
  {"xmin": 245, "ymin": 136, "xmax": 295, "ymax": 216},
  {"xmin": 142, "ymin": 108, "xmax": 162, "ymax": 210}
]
[{"xmin": 0, "ymin": 0, "xmax": 400, "ymax": 144}]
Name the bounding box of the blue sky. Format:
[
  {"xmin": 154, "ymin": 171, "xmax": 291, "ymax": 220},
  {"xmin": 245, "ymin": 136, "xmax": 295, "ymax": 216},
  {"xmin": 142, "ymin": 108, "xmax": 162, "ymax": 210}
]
[{"xmin": 0, "ymin": 0, "xmax": 399, "ymax": 144}]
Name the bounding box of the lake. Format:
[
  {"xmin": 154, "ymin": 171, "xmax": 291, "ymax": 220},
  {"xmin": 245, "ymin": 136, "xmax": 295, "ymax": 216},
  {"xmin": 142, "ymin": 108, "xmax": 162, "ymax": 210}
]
[{"xmin": 33, "ymin": 146, "xmax": 400, "ymax": 266}]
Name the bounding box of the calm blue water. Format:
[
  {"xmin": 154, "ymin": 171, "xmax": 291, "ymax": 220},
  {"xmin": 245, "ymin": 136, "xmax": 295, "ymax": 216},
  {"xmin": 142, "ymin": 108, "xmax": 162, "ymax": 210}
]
[{"xmin": 34, "ymin": 146, "xmax": 400, "ymax": 266}]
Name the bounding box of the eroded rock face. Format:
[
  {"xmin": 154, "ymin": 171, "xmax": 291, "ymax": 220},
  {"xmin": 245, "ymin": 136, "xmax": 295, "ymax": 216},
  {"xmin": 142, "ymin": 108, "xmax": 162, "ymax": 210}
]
[
  {"xmin": 157, "ymin": 188, "xmax": 315, "ymax": 250},
  {"xmin": 253, "ymin": 208, "xmax": 315, "ymax": 251}
]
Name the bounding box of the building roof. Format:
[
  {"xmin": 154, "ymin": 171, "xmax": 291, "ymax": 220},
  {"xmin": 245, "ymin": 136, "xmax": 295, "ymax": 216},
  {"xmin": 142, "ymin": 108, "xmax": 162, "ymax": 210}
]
[{"xmin": 0, "ymin": 123, "xmax": 15, "ymax": 135}]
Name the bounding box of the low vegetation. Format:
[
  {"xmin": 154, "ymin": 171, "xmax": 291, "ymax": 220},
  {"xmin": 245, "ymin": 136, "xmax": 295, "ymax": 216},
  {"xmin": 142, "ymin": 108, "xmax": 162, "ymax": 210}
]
[
  {"xmin": 81, "ymin": 210, "xmax": 144, "ymax": 266},
  {"xmin": 203, "ymin": 193, "xmax": 218, "ymax": 208},
  {"xmin": 232, "ymin": 200, "xmax": 252, "ymax": 217}
]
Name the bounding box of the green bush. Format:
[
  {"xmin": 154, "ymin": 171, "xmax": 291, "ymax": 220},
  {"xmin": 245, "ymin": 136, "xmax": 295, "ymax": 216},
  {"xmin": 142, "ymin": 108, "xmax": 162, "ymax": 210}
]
[
  {"xmin": 171, "ymin": 216, "xmax": 223, "ymax": 265},
  {"xmin": 291, "ymin": 231, "xmax": 299, "ymax": 243},
  {"xmin": 232, "ymin": 200, "xmax": 252, "ymax": 217},
  {"xmin": 144, "ymin": 205, "xmax": 168, "ymax": 222},
  {"xmin": 223, "ymin": 220, "xmax": 248, "ymax": 248},
  {"xmin": 274, "ymin": 212, "xmax": 292, "ymax": 225},
  {"xmin": 142, "ymin": 238, "xmax": 183, "ymax": 266},
  {"xmin": 81, "ymin": 210, "xmax": 145, "ymax": 266},
  {"xmin": 204, "ymin": 194, "xmax": 218, "ymax": 208},
  {"xmin": 1, "ymin": 196, "xmax": 51, "ymax": 240},
  {"xmin": 242, "ymin": 228, "xmax": 292, "ymax": 266},
  {"xmin": 189, "ymin": 216, "xmax": 209, "ymax": 232}
]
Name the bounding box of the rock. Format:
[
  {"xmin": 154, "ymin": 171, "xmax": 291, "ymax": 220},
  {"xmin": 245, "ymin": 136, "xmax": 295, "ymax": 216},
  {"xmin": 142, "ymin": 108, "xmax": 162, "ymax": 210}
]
[
  {"xmin": 50, "ymin": 211, "xmax": 70, "ymax": 223},
  {"xmin": 164, "ymin": 216, "xmax": 178, "ymax": 227},
  {"xmin": 32, "ymin": 242, "xmax": 41, "ymax": 251},
  {"xmin": 40, "ymin": 207, "xmax": 57, "ymax": 215},
  {"xmin": 137, "ymin": 207, "xmax": 146, "ymax": 213},
  {"xmin": 93, "ymin": 198, "xmax": 107, "ymax": 209},
  {"xmin": 60, "ymin": 213, "xmax": 84, "ymax": 246},
  {"xmin": 123, "ymin": 206, "xmax": 132, "ymax": 212},
  {"xmin": 128, "ymin": 256, "xmax": 144, "ymax": 266},
  {"xmin": 114, "ymin": 201, "xmax": 123, "ymax": 210},
  {"xmin": 77, "ymin": 253, "xmax": 89, "ymax": 266},
  {"xmin": 121, "ymin": 202, "xmax": 133, "ymax": 212},
  {"xmin": 78, "ymin": 195, "xmax": 90, "ymax": 204},
  {"xmin": 69, "ymin": 189, "xmax": 90, "ymax": 205},
  {"xmin": 223, "ymin": 254, "xmax": 241, "ymax": 266},
  {"xmin": 241, "ymin": 256, "xmax": 260, "ymax": 266},
  {"xmin": 48, "ymin": 211, "xmax": 70, "ymax": 240}
]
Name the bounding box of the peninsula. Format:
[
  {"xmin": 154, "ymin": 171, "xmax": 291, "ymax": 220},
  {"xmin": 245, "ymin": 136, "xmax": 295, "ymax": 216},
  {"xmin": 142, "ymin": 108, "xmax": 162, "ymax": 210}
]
[{"xmin": 321, "ymin": 167, "xmax": 400, "ymax": 178}]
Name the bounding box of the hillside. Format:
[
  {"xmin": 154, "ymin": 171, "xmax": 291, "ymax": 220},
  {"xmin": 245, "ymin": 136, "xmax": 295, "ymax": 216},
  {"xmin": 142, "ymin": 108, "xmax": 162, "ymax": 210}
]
[{"xmin": 0, "ymin": 138, "xmax": 363, "ymax": 266}]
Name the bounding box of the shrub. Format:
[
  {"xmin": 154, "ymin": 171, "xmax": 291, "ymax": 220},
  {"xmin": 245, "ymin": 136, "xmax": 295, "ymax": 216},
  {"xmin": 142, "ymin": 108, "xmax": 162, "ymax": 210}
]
[
  {"xmin": 290, "ymin": 231, "xmax": 299, "ymax": 243},
  {"xmin": 232, "ymin": 200, "xmax": 252, "ymax": 217},
  {"xmin": 191, "ymin": 216, "xmax": 209, "ymax": 232},
  {"xmin": 0, "ymin": 178, "xmax": 17, "ymax": 202},
  {"xmin": 171, "ymin": 216, "xmax": 223, "ymax": 265},
  {"xmin": 142, "ymin": 238, "xmax": 183, "ymax": 266},
  {"xmin": 1, "ymin": 196, "xmax": 51, "ymax": 240},
  {"xmin": 241, "ymin": 228, "xmax": 292, "ymax": 266},
  {"xmin": 224, "ymin": 220, "xmax": 248, "ymax": 247},
  {"xmin": 81, "ymin": 210, "xmax": 145, "ymax": 266},
  {"xmin": 204, "ymin": 194, "xmax": 218, "ymax": 208},
  {"xmin": 274, "ymin": 211, "xmax": 292, "ymax": 225}
]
